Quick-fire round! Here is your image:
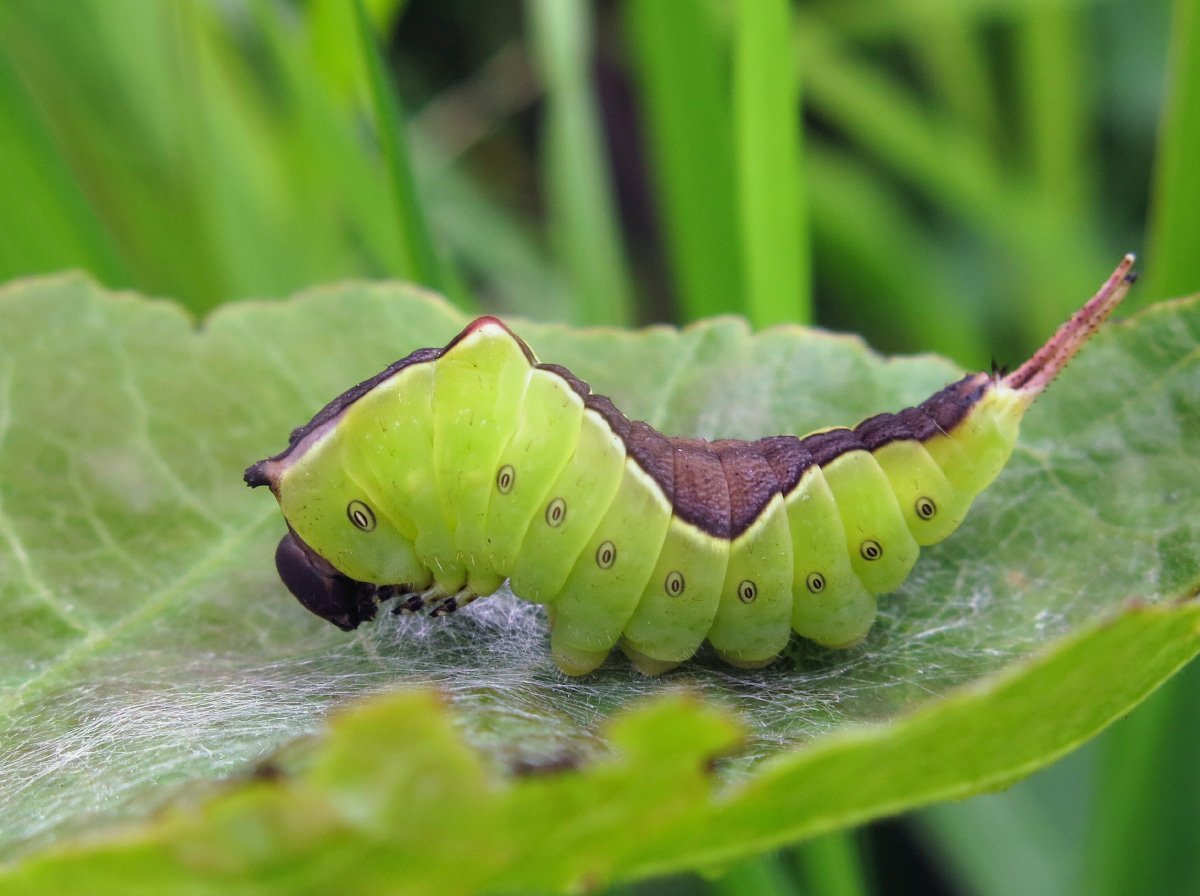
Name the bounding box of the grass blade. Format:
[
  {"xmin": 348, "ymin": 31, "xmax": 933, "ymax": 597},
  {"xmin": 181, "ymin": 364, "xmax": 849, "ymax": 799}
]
[
  {"xmin": 351, "ymin": 0, "xmax": 452, "ymax": 293},
  {"xmin": 0, "ymin": 44, "xmax": 127, "ymax": 284},
  {"xmin": 806, "ymin": 146, "xmax": 988, "ymax": 365},
  {"xmin": 623, "ymin": 0, "xmax": 743, "ymax": 320},
  {"xmin": 902, "ymin": 6, "xmax": 1000, "ymax": 148},
  {"xmin": 1143, "ymin": 0, "xmax": 1200, "ymax": 301},
  {"xmin": 527, "ymin": 0, "xmax": 635, "ymax": 325},
  {"xmin": 733, "ymin": 0, "xmax": 810, "ymax": 326},
  {"xmin": 1014, "ymin": 5, "xmax": 1089, "ymax": 225}
]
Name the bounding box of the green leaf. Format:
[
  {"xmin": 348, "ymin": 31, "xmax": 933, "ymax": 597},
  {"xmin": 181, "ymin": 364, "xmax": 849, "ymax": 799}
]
[{"xmin": 0, "ymin": 276, "xmax": 1197, "ymax": 891}]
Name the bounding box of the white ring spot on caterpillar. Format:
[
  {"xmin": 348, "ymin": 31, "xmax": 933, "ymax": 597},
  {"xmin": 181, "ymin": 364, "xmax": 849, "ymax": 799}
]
[
  {"xmin": 545, "ymin": 497, "xmax": 567, "ymax": 527},
  {"xmin": 346, "ymin": 500, "xmax": 376, "ymax": 532},
  {"xmin": 496, "ymin": 464, "xmax": 515, "ymax": 494},
  {"xmin": 596, "ymin": 540, "xmax": 616, "ymax": 569}
]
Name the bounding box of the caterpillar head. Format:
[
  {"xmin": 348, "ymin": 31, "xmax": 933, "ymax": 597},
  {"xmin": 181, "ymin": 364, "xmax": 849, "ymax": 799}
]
[{"xmin": 273, "ymin": 528, "xmax": 378, "ymax": 630}]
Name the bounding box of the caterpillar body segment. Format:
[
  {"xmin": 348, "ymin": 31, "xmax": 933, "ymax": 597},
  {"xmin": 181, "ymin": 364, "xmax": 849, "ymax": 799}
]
[
  {"xmin": 431, "ymin": 322, "xmax": 532, "ymax": 595},
  {"xmin": 773, "ymin": 458, "xmax": 876, "ymax": 650},
  {"xmin": 620, "ymin": 507, "xmax": 730, "ymax": 672},
  {"xmin": 246, "ymin": 256, "xmax": 1137, "ymax": 675},
  {"xmin": 548, "ymin": 460, "xmax": 672, "ymax": 674},
  {"xmin": 483, "ymin": 366, "xmax": 585, "ymax": 576},
  {"xmin": 510, "ymin": 406, "xmax": 628, "ymax": 605},
  {"xmin": 707, "ymin": 488, "xmax": 794, "ymax": 668}
]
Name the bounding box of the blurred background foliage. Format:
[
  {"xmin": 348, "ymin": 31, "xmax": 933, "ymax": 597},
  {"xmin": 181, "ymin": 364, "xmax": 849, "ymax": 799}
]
[{"xmin": 1, "ymin": 0, "xmax": 1197, "ymax": 894}]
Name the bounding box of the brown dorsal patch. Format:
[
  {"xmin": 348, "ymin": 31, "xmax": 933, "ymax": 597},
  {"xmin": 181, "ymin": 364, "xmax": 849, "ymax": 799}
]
[
  {"xmin": 626, "ymin": 420, "xmax": 675, "ymax": 501},
  {"xmin": 713, "ymin": 440, "xmax": 782, "ymax": 535},
  {"xmin": 851, "ymin": 373, "xmax": 992, "ymax": 451},
  {"xmin": 584, "ymin": 393, "xmax": 632, "ymax": 441},
  {"xmin": 800, "ymin": 428, "xmax": 867, "ymax": 466},
  {"xmin": 755, "ymin": 435, "xmax": 813, "ymax": 495},
  {"xmin": 892, "ymin": 406, "xmax": 943, "ymax": 441},
  {"xmin": 853, "ymin": 411, "xmax": 915, "ymax": 451},
  {"xmin": 670, "ymin": 438, "xmax": 732, "ymax": 538},
  {"xmin": 918, "ymin": 373, "xmax": 991, "ymax": 431}
]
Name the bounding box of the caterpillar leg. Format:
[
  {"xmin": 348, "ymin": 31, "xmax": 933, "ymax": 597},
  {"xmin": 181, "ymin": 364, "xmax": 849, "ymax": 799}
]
[
  {"xmin": 428, "ymin": 590, "xmax": 480, "ymax": 616},
  {"xmin": 619, "ymin": 642, "xmax": 683, "ymax": 676},
  {"xmin": 793, "ymin": 581, "xmax": 877, "ymax": 649},
  {"xmin": 543, "ymin": 607, "xmax": 613, "ymax": 675},
  {"xmin": 392, "ymin": 593, "xmax": 427, "ymax": 614},
  {"xmin": 388, "ymin": 583, "xmax": 479, "ymax": 616},
  {"xmin": 549, "ymin": 632, "xmax": 613, "ymax": 676}
]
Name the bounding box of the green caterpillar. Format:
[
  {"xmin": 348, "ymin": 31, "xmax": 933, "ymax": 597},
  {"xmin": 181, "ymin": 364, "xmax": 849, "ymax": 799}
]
[{"xmin": 246, "ymin": 256, "xmax": 1136, "ymax": 675}]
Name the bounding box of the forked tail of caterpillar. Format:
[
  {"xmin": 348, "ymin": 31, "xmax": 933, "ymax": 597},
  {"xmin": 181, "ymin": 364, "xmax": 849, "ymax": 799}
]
[{"xmin": 1004, "ymin": 253, "xmax": 1136, "ymax": 397}]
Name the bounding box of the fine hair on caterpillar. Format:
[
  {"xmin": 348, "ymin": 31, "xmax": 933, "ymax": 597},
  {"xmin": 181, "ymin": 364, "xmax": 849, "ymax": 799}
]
[{"xmin": 246, "ymin": 255, "xmax": 1137, "ymax": 675}]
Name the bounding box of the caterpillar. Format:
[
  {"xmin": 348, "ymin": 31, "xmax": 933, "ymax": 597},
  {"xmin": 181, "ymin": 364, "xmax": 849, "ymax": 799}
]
[{"xmin": 246, "ymin": 255, "xmax": 1136, "ymax": 675}]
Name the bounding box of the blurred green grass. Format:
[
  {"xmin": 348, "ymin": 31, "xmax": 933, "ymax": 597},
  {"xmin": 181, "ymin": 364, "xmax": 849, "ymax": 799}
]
[{"xmin": 1, "ymin": 1, "xmax": 1195, "ymax": 894}]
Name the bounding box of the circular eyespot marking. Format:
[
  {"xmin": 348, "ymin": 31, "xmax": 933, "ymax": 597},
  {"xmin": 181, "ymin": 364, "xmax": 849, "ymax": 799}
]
[
  {"xmin": 346, "ymin": 500, "xmax": 376, "ymax": 532},
  {"xmin": 737, "ymin": 580, "xmax": 757, "ymax": 603},
  {"xmin": 665, "ymin": 570, "xmax": 685, "ymax": 596},
  {"xmin": 545, "ymin": 497, "xmax": 567, "ymax": 527},
  {"xmin": 915, "ymin": 496, "xmax": 937, "ymax": 520},
  {"xmin": 805, "ymin": 572, "xmax": 826, "ymax": 593},
  {"xmin": 860, "ymin": 539, "xmax": 883, "ymax": 561},
  {"xmin": 596, "ymin": 541, "xmax": 617, "ymax": 569},
  {"xmin": 496, "ymin": 464, "xmax": 515, "ymax": 494}
]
